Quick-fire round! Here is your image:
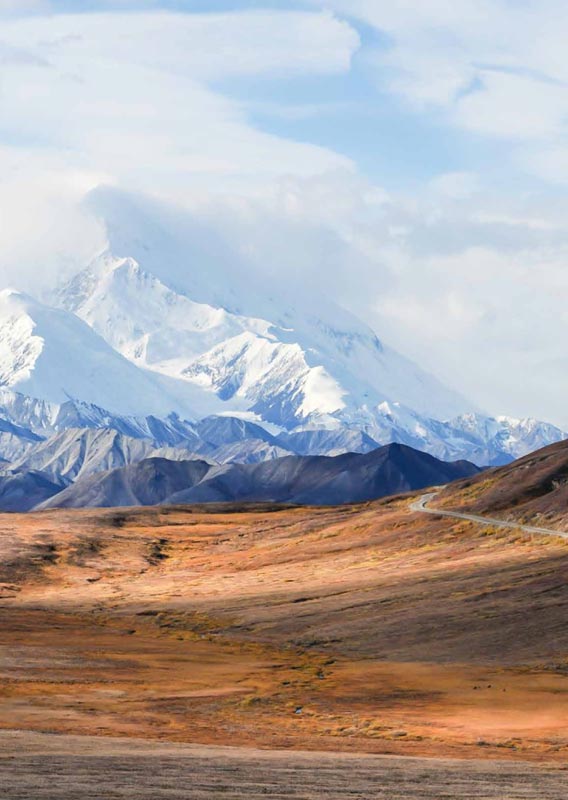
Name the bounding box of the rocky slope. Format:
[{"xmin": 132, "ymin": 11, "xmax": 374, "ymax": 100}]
[
  {"xmin": 0, "ymin": 469, "xmax": 63, "ymax": 512},
  {"xmin": 38, "ymin": 444, "xmax": 480, "ymax": 510},
  {"xmin": 12, "ymin": 428, "xmax": 199, "ymax": 486}
]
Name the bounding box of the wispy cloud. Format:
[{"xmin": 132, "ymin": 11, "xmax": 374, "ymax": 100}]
[
  {"xmin": 0, "ymin": 8, "xmax": 358, "ymax": 288},
  {"xmin": 0, "ymin": 10, "xmax": 358, "ymax": 180},
  {"xmin": 309, "ymin": 0, "xmax": 568, "ymax": 182},
  {"xmin": 2, "ymin": 1, "xmax": 568, "ymax": 427}
]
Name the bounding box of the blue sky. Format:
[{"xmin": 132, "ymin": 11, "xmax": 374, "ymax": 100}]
[{"xmin": 1, "ymin": 0, "xmax": 568, "ymax": 424}]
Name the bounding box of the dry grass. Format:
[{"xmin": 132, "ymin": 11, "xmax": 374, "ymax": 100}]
[{"xmin": 0, "ymin": 497, "xmax": 567, "ymax": 762}]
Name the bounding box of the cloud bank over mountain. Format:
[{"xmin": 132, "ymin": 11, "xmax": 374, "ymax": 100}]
[{"xmin": 0, "ymin": 2, "xmax": 568, "ymax": 425}]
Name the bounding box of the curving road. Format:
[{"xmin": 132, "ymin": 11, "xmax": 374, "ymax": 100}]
[{"xmin": 410, "ymin": 491, "xmax": 568, "ymax": 542}]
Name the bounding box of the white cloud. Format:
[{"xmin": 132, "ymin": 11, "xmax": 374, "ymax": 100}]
[
  {"xmin": 0, "ymin": 147, "xmax": 107, "ymax": 289},
  {"xmin": 359, "ymin": 191, "xmax": 568, "ymax": 427},
  {"xmin": 3, "ymin": 2, "xmax": 568, "ymax": 430},
  {"xmin": 455, "ymin": 71, "xmax": 568, "ymax": 141},
  {"xmin": 525, "ymin": 145, "xmax": 568, "ymax": 184},
  {"xmin": 142, "ymin": 165, "xmax": 568, "ymax": 426},
  {"xmin": 0, "ymin": 9, "xmax": 359, "ymax": 287},
  {"xmin": 428, "ymin": 171, "xmax": 480, "ymax": 199},
  {"xmin": 311, "ymin": 0, "xmax": 568, "ymax": 182},
  {"xmin": 0, "ymin": 0, "xmax": 47, "ymax": 12},
  {"xmin": 0, "ymin": 10, "xmax": 359, "ymax": 192}
]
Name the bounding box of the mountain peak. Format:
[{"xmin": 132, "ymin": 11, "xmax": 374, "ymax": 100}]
[
  {"xmin": 0, "ymin": 192, "xmax": 560, "ymax": 470},
  {"xmin": 54, "ymin": 230, "xmax": 470, "ymax": 431},
  {"xmin": 0, "ymin": 290, "xmax": 216, "ymax": 419}
]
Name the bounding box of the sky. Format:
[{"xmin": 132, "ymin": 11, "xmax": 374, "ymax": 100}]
[{"xmin": 1, "ymin": 0, "xmax": 568, "ymax": 425}]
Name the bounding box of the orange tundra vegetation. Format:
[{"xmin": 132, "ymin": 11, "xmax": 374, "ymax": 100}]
[{"xmin": 1, "ymin": 485, "xmax": 567, "ymax": 763}]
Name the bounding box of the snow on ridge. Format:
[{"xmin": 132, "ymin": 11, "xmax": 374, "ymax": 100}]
[
  {"xmin": 0, "ymin": 384, "xmax": 564, "ymax": 468},
  {"xmin": 0, "ymin": 289, "xmax": 222, "ymax": 420},
  {"xmin": 55, "ymin": 244, "xmax": 469, "ymax": 430},
  {"xmin": 0, "ymin": 280, "xmax": 560, "ymax": 469},
  {"xmin": 0, "ymin": 186, "xmax": 559, "ymax": 467}
]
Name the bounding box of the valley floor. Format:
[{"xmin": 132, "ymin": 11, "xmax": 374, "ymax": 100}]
[
  {"xmin": 2, "ymin": 730, "xmax": 567, "ymax": 800},
  {"xmin": 1, "ymin": 496, "xmax": 568, "ymax": 795}
]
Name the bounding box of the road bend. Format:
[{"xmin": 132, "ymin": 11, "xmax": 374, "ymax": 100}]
[{"xmin": 410, "ymin": 490, "xmax": 568, "ymax": 542}]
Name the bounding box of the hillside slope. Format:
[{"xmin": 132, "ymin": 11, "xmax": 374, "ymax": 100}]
[
  {"xmin": 37, "ymin": 457, "xmax": 212, "ymax": 510},
  {"xmin": 438, "ymin": 439, "xmax": 568, "ymax": 530},
  {"xmin": 0, "ymin": 290, "xmax": 220, "ymax": 419},
  {"xmin": 0, "ymin": 469, "xmax": 63, "ymax": 512},
  {"xmin": 38, "ymin": 444, "xmax": 479, "ymax": 509}
]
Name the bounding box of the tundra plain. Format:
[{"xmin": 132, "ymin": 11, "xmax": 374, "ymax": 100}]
[{"xmin": 1, "ymin": 493, "xmax": 567, "ymax": 796}]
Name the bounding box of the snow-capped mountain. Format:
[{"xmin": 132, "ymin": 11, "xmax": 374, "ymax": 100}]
[
  {"xmin": 0, "ymin": 387, "xmax": 562, "ymax": 471},
  {"xmin": 0, "ymin": 388, "xmax": 200, "ymax": 447},
  {"xmin": 56, "ymin": 248, "xmax": 468, "ymax": 431},
  {"xmin": 0, "ymin": 187, "xmax": 563, "ymax": 473},
  {"xmin": 281, "ymin": 407, "xmax": 568, "ymax": 466},
  {"xmin": 0, "ymin": 416, "xmax": 43, "ymax": 462},
  {"xmin": 0, "ymin": 289, "xmax": 225, "ymax": 420},
  {"xmin": 12, "ymin": 427, "xmax": 200, "ymax": 486},
  {"xmin": 53, "ymin": 186, "xmax": 471, "ymax": 429},
  {"xmin": 49, "ymin": 232, "xmax": 567, "ymax": 467}
]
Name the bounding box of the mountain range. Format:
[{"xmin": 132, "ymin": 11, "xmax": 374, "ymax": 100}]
[
  {"xmin": 35, "ymin": 444, "xmax": 480, "ymax": 510},
  {"xmin": 0, "ymin": 186, "xmax": 564, "ymax": 485}
]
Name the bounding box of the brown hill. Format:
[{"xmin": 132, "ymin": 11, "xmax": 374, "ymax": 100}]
[{"xmin": 439, "ymin": 438, "xmax": 568, "ymax": 530}]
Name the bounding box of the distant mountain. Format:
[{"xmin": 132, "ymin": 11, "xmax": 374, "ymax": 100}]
[
  {"xmin": 277, "ymin": 427, "xmax": 380, "ymax": 457},
  {"xmin": 191, "ymin": 415, "xmax": 291, "ymax": 463},
  {"xmin": 0, "ymin": 187, "xmax": 561, "ymax": 469},
  {"xmin": 37, "ymin": 457, "xmax": 212, "ymax": 510},
  {"xmin": 0, "ymin": 469, "xmax": 63, "ymax": 512},
  {"xmin": 167, "ymin": 445, "xmax": 480, "ymax": 506},
  {"xmin": 193, "ymin": 415, "xmax": 279, "ymax": 449},
  {"xmin": 56, "ymin": 188, "xmax": 470, "ymax": 430},
  {"xmin": 38, "ymin": 444, "xmax": 480, "ymax": 510},
  {"xmin": 0, "ymin": 384, "xmax": 564, "ymax": 471},
  {"xmin": 12, "ymin": 428, "xmax": 200, "ymax": 486},
  {"xmin": 428, "ymin": 413, "xmax": 568, "ymax": 467},
  {"xmin": 0, "ymin": 389, "xmax": 204, "ymax": 451},
  {"xmin": 313, "ymin": 407, "xmax": 568, "ymax": 467},
  {"xmin": 209, "ymin": 439, "xmax": 292, "ymax": 465},
  {"xmin": 0, "ymin": 417, "xmax": 43, "ymax": 462}
]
